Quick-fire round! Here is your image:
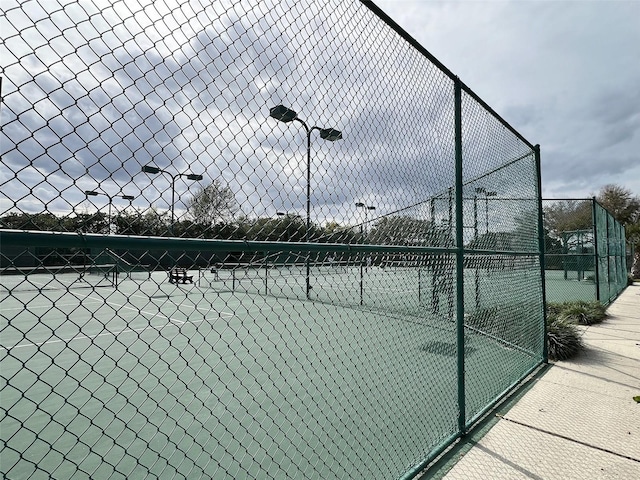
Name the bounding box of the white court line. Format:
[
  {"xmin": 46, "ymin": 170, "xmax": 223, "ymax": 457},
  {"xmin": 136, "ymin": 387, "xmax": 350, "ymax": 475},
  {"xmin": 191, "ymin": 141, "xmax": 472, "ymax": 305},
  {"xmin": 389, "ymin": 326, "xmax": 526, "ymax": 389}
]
[
  {"xmin": 1, "ymin": 288, "xmax": 298, "ymax": 353},
  {"xmin": 129, "ymin": 292, "xmax": 235, "ymax": 319},
  {"xmin": 0, "ymin": 287, "xmax": 244, "ymax": 351},
  {"xmin": 0, "ymin": 299, "xmax": 104, "ymax": 313},
  {"xmin": 3, "ymin": 318, "xmax": 206, "ymax": 352},
  {"xmin": 81, "ymin": 292, "xmax": 186, "ymax": 325}
]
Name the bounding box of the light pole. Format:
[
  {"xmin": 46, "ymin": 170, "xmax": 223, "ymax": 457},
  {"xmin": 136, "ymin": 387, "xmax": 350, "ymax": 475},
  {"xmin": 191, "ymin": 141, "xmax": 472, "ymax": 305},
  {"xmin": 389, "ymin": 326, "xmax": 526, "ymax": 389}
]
[
  {"xmin": 472, "ymin": 188, "xmax": 497, "ymax": 308},
  {"xmin": 269, "ymin": 104, "xmax": 343, "ymax": 299},
  {"xmin": 485, "ymin": 191, "xmax": 497, "ymax": 234},
  {"xmin": 85, "ymin": 190, "xmax": 135, "ymax": 234},
  {"xmin": 355, "ymin": 202, "xmax": 376, "ymax": 238},
  {"xmin": 473, "ymin": 188, "xmax": 482, "ymax": 241},
  {"xmin": 141, "ymin": 165, "xmax": 203, "ymax": 227},
  {"xmin": 475, "ymin": 187, "xmax": 497, "ymax": 235}
]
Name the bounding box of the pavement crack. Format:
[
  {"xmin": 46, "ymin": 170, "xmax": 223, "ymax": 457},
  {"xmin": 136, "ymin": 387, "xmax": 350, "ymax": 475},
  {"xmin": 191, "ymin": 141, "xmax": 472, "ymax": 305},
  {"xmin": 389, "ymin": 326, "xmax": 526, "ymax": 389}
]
[{"xmin": 496, "ymin": 414, "xmax": 640, "ymax": 464}]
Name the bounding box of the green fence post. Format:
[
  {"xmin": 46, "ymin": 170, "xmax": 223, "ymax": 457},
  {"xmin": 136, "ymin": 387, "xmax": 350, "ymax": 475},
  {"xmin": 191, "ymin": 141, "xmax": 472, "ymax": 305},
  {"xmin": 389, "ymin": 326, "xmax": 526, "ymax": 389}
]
[
  {"xmin": 606, "ymin": 210, "xmax": 612, "ymax": 303},
  {"xmin": 535, "ymin": 145, "xmax": 548, "ymax": 363},
  {"xmin": 454, "ymin": 77, "xmax": 466, "ymax": 432},
  {"xmin": 622, "ymin": 226, "xmax": 628, "ymax": 280},
  {"xmin": 592, "ymin": 198, "xmax": 600, "ymax": 302}
]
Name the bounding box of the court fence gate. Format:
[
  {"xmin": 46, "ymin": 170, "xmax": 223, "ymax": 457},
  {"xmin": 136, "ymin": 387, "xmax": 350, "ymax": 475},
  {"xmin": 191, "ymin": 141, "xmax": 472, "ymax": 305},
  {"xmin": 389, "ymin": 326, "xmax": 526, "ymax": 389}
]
[
  {"xmin": 542, "ymin": 198, "xmax": 628, "ymax": 305},
  {"xmin": 1, "ymin": 1, "xmax": 545, "ymax": 478}
]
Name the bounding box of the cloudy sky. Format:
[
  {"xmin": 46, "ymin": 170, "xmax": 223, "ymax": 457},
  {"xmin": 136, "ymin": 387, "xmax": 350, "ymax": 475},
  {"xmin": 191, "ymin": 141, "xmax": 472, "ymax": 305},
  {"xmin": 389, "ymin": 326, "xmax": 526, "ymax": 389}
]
[
  {"xmin": 1, "ymin": 0, "xmax": 638, "ymax": 228},
  {"xmin": 375, "ymin": 0, "xmax": 640, "ymax": 199}
]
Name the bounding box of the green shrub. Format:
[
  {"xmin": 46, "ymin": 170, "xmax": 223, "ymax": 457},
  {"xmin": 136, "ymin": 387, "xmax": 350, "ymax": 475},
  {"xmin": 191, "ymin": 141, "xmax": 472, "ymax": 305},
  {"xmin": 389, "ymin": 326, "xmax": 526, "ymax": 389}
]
[
  {"xmin": 545, "ymin": 302, "xmax": 563, "ymax": 319},
  {"xmin": 547, "ymin": 317, "xmax": 583, "ymax": 361},
  {"xmin": 558, "ymin": 300, "xmax": 606, "ymax": 325}
]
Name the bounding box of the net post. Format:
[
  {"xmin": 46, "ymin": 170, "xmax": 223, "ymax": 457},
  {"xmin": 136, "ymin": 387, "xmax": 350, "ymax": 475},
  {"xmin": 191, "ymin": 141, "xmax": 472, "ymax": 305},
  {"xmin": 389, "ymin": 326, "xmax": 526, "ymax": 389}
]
[
  {"xmin": 454, "ymin": 77, "xmax": 466, "ymax": 433},
  {"xmin": 265, "ymin": 251, "xmax": 269, "ymax": 296}
]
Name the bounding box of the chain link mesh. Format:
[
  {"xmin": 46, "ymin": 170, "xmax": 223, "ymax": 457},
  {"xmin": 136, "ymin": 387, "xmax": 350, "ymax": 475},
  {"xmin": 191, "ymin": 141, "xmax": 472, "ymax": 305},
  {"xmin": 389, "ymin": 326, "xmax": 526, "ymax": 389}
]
[
  {"xmin": 1, "ymin": 1, "xmax": 544, "ymax": 478},
  {"xmin": 542, "ymin": 199, "xmax": 627, "ymax": 305}
]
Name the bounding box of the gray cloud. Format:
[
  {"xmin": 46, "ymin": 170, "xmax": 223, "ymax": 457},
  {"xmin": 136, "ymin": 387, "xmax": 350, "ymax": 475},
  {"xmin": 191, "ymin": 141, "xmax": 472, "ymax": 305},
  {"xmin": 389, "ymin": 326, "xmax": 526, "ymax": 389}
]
[
  {"xmin": 375, "ymin": 0, "xmax": 640, "ymax": 199},
  {"xmin": 2, "ymin": 0, "xmax": 554, "ymax": 227}
]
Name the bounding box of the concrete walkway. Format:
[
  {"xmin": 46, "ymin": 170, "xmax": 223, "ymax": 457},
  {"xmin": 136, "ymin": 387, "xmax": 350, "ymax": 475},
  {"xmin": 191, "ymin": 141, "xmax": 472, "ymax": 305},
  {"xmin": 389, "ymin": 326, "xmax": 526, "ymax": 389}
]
[{"xmin": 441, "ymin": 283, "xmax": 640, "ymax": 479}]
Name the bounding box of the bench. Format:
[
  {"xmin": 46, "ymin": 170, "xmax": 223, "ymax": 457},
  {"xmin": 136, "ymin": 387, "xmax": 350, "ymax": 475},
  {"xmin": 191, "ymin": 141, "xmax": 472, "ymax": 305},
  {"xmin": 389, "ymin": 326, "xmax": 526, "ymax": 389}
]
[{"xmin": 169, "ymin": 268, "xmax": 193, "ymax": 284}]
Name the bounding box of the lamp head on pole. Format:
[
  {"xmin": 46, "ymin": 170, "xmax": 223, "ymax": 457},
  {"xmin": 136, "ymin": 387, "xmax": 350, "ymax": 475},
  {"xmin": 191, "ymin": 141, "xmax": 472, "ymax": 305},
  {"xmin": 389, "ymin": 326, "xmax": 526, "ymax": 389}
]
[
  {"xmin": 355, "ymin": 202, "xmax": 365, "ymax": 208},
  {"xmin": 121, "ymin": 195, "xmax": 135, "ymax": 201},
  {"xmin": 367, "ymin": 206, "xmax": 376, "ymax": 211},
  {"xmin": 186, "ymin": 173, "xmax": 204, "ymax": 181},
  {"xmin": 319, "ymin": 128, "xmax": 342, "ymax": 141},
  {"xmin": 85, "ymin": 190, "xmax": 99, "ymax": 197},
  {"xmin": 270, "ymin": 105, "xmax": 298, "ymax": 123},
  {"xmin": 142, "ymin": 165, "xmax": 161, "ymax": 175}
]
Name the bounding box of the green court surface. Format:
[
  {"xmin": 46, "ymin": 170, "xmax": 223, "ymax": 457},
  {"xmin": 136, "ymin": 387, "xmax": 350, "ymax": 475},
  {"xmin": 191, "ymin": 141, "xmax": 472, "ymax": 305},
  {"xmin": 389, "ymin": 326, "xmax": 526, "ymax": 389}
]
[
  {"xmin": 1, "ymin": 269, "xmax": 540, "ymax": 479},
  {"xmin": 544, "ymin": 269, "xmax": 597, "ymax": 303}
]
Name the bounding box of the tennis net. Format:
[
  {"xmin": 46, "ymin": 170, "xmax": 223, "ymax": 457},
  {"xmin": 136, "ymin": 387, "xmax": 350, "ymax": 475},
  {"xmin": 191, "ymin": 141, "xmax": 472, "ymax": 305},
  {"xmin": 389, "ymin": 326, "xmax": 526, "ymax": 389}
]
[{"xmin": 0, "ymin": 264, "xmax": 118, "ymax": 293}]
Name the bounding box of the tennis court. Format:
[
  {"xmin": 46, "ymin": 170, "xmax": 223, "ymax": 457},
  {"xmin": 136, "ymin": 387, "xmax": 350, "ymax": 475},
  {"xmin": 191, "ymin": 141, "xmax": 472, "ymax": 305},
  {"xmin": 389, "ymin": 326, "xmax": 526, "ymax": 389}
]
[
  {"xmin": 1, "ymin": 267, "xmax": 539, "ymax": 479},
  {"xmin": 544, "ymin": 269, "xmax": 597, "ymax": 303}
]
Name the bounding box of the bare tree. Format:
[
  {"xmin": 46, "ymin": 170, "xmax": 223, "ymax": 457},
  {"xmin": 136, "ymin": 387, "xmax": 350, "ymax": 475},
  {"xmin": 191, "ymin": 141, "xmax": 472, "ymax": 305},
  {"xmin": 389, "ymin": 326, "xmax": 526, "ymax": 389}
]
[
  {"xmin": 596, "ymin": 184, "xmax": 640, "ymax": 225},
  {"xmin": 543, "ymin": 199, "xmax": 592, "ymax": 236},
  {"xmin": 187, "ymin": 180, "xmax": 238, "ymax": 226}
]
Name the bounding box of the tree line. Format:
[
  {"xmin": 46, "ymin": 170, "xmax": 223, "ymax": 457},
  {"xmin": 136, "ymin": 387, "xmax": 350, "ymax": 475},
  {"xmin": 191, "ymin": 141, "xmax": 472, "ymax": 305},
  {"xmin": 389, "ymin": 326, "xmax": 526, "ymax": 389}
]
[
  {"xmin": 544, "ymin": 184, "xmax": 640, "ymax": 276},
  {"xmin": 2, "ymin": 181, "xmax": 638, "ymax": 275}
]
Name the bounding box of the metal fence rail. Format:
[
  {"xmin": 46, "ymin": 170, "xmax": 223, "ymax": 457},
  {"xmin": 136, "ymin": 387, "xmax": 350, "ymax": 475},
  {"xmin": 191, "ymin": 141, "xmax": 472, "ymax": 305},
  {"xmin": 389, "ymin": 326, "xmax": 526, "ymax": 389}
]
[
  {"xmin": 1, "ymin": 1, "xmax": 544, "ymax": 478},
  {"xmin": 542, "ymin": 198, "xmax": 627, "ymax": 305}
]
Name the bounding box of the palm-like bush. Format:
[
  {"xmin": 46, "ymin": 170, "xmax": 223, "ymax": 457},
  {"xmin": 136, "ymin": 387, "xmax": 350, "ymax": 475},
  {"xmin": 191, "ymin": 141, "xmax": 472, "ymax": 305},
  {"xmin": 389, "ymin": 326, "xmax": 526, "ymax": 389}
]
[
  {"xmin": 544, "ymin": 300, "xmax": 607, "ymax": 360},
  {"xmin": 558, "ymin": 301, "xmax": 606, "ymax": 325},
  {"xmin": 547, "ymin": 316, "xmax": 583, "ymax": 361},
  {"xmin": 546, "ymin": 302, "xmax": 563, "ymax": 318}
]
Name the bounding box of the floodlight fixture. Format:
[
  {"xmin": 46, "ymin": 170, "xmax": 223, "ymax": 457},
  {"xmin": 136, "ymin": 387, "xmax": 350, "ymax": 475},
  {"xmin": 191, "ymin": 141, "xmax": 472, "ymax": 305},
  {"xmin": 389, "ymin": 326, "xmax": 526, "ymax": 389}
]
[
  {"xmin": 319, "ymin": 128, "xmax": 342, "ymax": 141},
  {"xmin": 270, "ymin": 105, "xmax": 298, "ymax": 123},
  {"xmin": 142, "ymin": 165, "xmax": 161, "ymax": 174}
]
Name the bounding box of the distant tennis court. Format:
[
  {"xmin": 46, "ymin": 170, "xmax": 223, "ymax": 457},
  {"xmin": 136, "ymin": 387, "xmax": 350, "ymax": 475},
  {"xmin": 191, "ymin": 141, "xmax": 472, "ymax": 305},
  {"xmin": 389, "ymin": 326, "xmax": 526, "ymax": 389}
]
[{"xmin": 544, "ymin": 269, "xmax": 597, "ymax": 303}]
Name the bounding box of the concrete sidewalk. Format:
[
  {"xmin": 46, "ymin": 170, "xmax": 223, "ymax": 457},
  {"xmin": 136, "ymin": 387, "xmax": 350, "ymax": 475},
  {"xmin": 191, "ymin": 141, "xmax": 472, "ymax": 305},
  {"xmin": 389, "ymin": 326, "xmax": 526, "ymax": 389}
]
[{"xmin": 441, "ymin": 283, "xmax": 640, "ymax": 479}]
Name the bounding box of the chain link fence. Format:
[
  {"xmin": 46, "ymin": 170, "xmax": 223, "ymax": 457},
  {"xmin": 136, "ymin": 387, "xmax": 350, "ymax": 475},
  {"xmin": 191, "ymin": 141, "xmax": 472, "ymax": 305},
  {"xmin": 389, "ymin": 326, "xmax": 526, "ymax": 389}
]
[
  {"xmin": 542, "ymin": 198, "xmax": 627, "ymax": 305},
  {"xmin": 1, "ymin": 1, "xmax": 544, "ymax": 478}
]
